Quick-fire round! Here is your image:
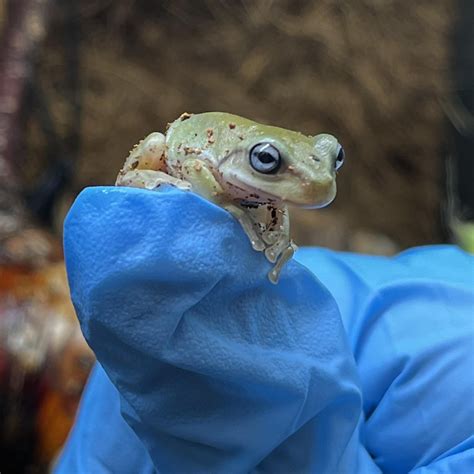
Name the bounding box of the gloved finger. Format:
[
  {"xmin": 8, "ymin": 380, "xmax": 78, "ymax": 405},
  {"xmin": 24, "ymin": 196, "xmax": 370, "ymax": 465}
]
[{"xmin": 64, "ymin": 186, "xmax": 364, "ymax": 473}]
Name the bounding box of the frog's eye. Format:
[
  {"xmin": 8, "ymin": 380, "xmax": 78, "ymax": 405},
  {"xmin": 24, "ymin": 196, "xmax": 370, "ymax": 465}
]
[
  {"xmin": 335, "ymin": 144, "xmax": 345, "ymax": 171},
  {"xmin": 249, "ymin": 143, "xmax": 281, "ymax": 174}
]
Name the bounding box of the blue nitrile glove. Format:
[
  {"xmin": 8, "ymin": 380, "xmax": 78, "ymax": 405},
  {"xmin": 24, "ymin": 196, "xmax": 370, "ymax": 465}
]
[
  {"xmin": 55, "ymin": 363, "xmax": 155, "ymax": 474},
  {"xmin": 58, "ymin": 186, "xmax": 375, "ymax": 473},
  {"xmin": 297, "ymin": 246, "xmax": 474, "ymax": 473},
  {"xmin": 57, "ymin": 186, "xmax": 474, "ymax": 473}
]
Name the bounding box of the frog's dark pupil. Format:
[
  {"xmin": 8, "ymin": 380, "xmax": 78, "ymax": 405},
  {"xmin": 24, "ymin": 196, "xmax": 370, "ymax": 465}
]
[
  {"xmin": 258, "ymin": 152, "xmax": 274, "ymax": 164},
  {"xmin": 335, "ymin": 145, "xmax": 345, "ymax": 170},
  {"xmin": 337, "ymin": 147, "xmax": 344, "ymax": 163}
]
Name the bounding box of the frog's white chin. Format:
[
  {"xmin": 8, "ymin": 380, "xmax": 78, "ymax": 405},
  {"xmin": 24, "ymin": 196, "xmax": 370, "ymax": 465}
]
[
  {"xmin": 294, "ymin": 193, "xmax": 336, "ymax": 209},
  {"xmin": 284, "ymin": 182, "xmax": 337, "ymax": 209}
]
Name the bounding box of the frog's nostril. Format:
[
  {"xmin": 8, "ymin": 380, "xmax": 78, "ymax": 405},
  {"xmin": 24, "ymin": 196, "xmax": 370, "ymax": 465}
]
[{"xmin": 335, "ymin": 144, "xmax": 345, "ymax": 171}]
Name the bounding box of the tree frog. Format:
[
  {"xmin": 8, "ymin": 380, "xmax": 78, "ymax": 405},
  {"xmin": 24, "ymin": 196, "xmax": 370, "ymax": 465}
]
[{"xmin": 116, "ymin": 112, "xmax": 344, "ymax": 283}]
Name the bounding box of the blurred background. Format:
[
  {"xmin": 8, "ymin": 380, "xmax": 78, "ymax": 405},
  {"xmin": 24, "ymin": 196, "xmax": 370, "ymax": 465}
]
[{"xmin": 0, "ymin": 0, "xmax": 473, "ymax": 472}]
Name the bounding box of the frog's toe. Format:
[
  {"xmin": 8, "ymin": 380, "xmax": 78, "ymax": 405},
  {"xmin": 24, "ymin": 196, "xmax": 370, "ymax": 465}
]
[
  {"xmin": 250, "ymin": 239, "xmax": 266, "ymax": 252},
  {"xmin": 265, "ymin": 241, "xmax": 297, "ymax": 284},
  {"xmin": 267, "ymin": 267, "xmax": 280, "ymax": 284},
  {"xmin": 264, "ymin": 246, "xmax": 279, "ymax": 263}
]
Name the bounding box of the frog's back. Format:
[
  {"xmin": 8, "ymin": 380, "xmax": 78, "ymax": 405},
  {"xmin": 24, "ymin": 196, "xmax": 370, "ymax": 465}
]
[
  {"xmin": 165, "ymin": 112, "xmax": 259, "ymax": 172},
  {"xmin": 165, "ymin": 112, "xmax": 314, "ymax": 171},
  {"xmin": 167, "ymin": 112, "xmax": 308, "ymax": 141},
  {"xmin": 167, "ymin": 112, "xmax": 255, "ymax": 137}
]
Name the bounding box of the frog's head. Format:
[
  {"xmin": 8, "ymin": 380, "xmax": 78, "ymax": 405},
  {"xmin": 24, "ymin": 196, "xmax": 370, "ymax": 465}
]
[{"xmin": 216, "ymin": 116, "xmax": 344, "ymax": 208}]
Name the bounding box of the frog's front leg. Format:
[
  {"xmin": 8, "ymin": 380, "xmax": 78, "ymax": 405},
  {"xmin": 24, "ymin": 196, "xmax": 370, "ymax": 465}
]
[
  {"xmin": 261, "ymin": 206, "xmax": 293, "ymax": 263},
  {"xmin": 245, "ymin": 204, "xmax": 297, "ymax": 283},
  {"xmin": 181, "ymin": 158, "xmax": 266, "ymax": 252}
]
